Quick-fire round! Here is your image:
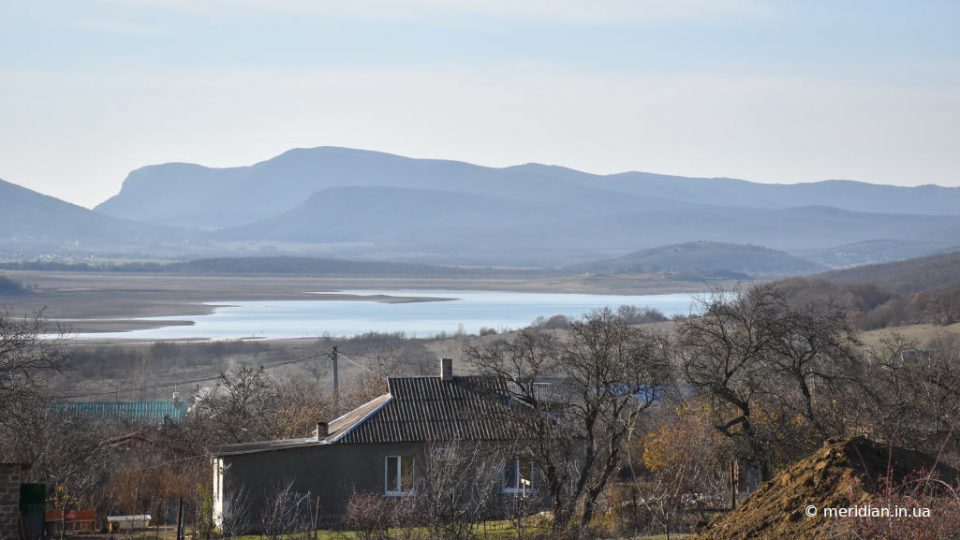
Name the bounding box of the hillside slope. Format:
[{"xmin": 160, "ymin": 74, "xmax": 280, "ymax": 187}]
[
  {"xmin": 817, "ymin": 250, "xmax": 960, "ymax": 294},
  {"xmin": 209, "ymin": 185, "xmax": 960, "ymax": 266},
  {"xmin": 0, "ymin": 178, "xmax": 195, "ymax": 254},
  {"xmin": 568, "ymin": 241, "xmax": 824, "ymax": 278}
]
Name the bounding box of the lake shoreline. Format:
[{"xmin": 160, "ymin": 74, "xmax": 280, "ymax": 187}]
[
  {"xmin": 51, "ymin": 289, "xmax": 703, "ymax": 341},
  {"xmin": 2, "ymin": 270, "xmax": 729, "ymax": 321}
]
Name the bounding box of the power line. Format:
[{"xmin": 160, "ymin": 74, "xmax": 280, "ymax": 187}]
[
  {"xmin": 53, "ymin": 354, "xmax": 320, "ymax": 400},
  {"xmin": 55, "ymin": 346, "xmax": 385, "ymax": 401},
  {"xmin": 336, "ymin": 351, "xmax": 380, "ymax": 377}
]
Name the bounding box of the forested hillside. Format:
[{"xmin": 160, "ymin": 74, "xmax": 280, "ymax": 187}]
[{"xmin": 775, "ymin": 250, "xmax": 960, "ymax": 328}]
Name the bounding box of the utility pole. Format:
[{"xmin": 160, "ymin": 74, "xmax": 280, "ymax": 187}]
[{"xmin": 331, "ymin": 346, "xmax": 339, "ymax": 408}]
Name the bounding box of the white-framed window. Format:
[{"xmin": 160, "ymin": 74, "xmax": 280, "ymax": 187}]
[
  {"xmin": 384, "ymin": 455, "xmax": 414, "ymax": 496},
  {"xmin": 503, "ymin": 455, "xmax": 534, "ymax": 495}
]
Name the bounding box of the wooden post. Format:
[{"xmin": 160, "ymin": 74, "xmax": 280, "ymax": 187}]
[
  {"xmin": 59, "ymin": 489, "xmax": 66, "ymax": 540},
  {"xmin": 175, "ymin": 497, "xmax": 184, "ymax": 540},
  {"xmin": 729, "ymin": 460, "xmax": 737, "ymax": 510},
  {"xmin": 155, "ymin": 501, "xmax": 162, "ymax": 539},
  {"xmin": 313, "ymin": 495, "xmax": 321, "ymax": 539}
]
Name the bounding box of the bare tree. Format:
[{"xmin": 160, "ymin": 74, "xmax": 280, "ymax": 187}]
[
  {"xmin": 856, "ymin": 333, "xmax": 960, "ymax": 452},
  {"xmin": 259, "ymin": 479, "xmax": 313, "ymax": 539},
  {"xmin": 407, "ymin": 441, "xmax": 507, "ymax": 540},
  {"xmin": 764, "ymin": 292, "xmax": 861, "ymax": 443},
  {"xmin": 470, "ymin": 308, "xmax": 671, "ymax": 533},
  {"xmin": 627, "ymin": 402, "xmax": 732, "ymax": 538},
  {"xmin": 342, "ymin": 492, "xmax": 393, "ymax": 540},
  {"xmin": 219, "ymin": 485, "xmax": 252, "ymax": 538},
  {"xmin": 677, "ymin": 288, "xmax": 783, "ymax": 481},
  {"xmin": 193, "ymin": 366, "xmax": 283, "ymax": 444},
  {"xmin": 0, "ymin": 310, "xmax": 65, "ymax": 425}
]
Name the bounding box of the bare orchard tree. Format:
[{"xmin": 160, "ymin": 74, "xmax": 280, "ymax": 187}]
[
  {"xmin": 470, "ymin": 308, "xmax": 671, "ymax": 533},
  {"xmin": 341, "ymin": 492, "xmax": 394, "ymax": 540},
  {"xmin": 405, "ymin": 441, "xmax": 507, "ymax": 540},
  {"xmin": 259, "ymin": 479, "xmax": 314, "ymax": 540},
  {"xmin": 678, "ymin": 285, "xmax": 863, "ymax": 479},
  {"xmin": 918, "ymin": 333, "xmax": 960, "ymax": 440},
  {"xmin": 856, "ymin": 334, "xmax": 960, "ymax": 452},
  {"xmin": 10, "ymin": 409, "xmax": 118, "ymax": 533},
  {"xmin": 677, "ymin": 288, "xmax": 783, "ymax": 481},
  {"xmin": 218, "ymin": 485, "xmax": 252, "ymax": 539},
  {"xmin": 628, "ymin": 402, "xmax": 732, "ymax": 537},
  {"xmin": 763, "ymin": 291, "xmax": 862, "ymax": 444},
  {"xmin": 192, "ymin": 365, "xmax": 284, "ymax": 444},
  {"xmin": 0, "ymin": 310, "xmax": 66, "ymax": 425}
]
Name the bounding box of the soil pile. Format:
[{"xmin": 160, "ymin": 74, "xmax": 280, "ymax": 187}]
[{"xmin": 699, "ymin": 437, "xmax": 957, "ymax": 540}]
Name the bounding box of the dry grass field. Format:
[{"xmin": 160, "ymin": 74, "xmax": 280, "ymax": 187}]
[{"xmin": 859, "ymin": 321, "xmax": 960, "ymax": 347}]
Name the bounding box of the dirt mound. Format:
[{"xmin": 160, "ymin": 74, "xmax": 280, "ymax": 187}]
[{"xmin": 698, "ymin": 437, "xmax": 958, "ymax": 540}]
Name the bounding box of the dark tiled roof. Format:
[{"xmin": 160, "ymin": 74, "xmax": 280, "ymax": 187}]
[
  {"xmin": 210, "ymin": 394, "xmax": 390, "ymax": 456},
  {"xmin": 334, "ymin": 376, "xmax": 518, "ymax": 444},
  {"xmin": 211, "ymin": 376, "xmax": 520, "ymax": 456}
]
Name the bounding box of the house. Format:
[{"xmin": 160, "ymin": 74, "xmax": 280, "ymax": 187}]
[{"xmin": 211, "ymin": 358, "xmax": 541, "ymax": 531}]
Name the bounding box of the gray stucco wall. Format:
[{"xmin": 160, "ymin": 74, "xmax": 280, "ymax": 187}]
[
  {"xmin": 219, "ymin": 441, "xmax": 548, "ymax": 530},
  {"xmin": 221, "ymin": 442, "xmax": 425, "ymax": 526}
]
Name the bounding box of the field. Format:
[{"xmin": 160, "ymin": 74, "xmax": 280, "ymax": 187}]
[{"xmin": 859, "ymin": 321, "xmax": 960, "ymax": 347}]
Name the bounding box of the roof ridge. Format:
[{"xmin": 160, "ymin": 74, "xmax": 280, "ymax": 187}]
[
  {"xmin": 329, "ymin": 393, "xmax": 393, "ymax": 444},
  {"xmin": 327, "ymin": 392, "xmax": 390, "ymax": 425}
]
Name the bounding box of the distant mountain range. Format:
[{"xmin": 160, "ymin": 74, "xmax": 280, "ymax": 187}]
[{"xmin": 5, "ymin": 147, "xmax": 960, "ymax": 270}]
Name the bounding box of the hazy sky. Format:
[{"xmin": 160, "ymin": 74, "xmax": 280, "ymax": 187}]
[{"xmin": 2, "ymin": 0, "xmax": 959, "ymax": 208}]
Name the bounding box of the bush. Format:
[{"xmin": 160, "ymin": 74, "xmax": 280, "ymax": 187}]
[
  {"xmin": 616, "ymin": 305, "xmax": 668, "ymax": 325},
  {"xmin": 529, "ymin": 314, "xmax": 571, "ymax": 330},
  {"xmin": 835, "ymin": 473, "xmax": 960, "ymax": 540},
  {"xmin": 342, "ymin": 492, "xmax": 394, "ymax": 540}
]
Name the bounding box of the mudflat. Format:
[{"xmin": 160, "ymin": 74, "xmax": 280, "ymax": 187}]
[{"xmin": 0, "ymin": 270, "xmax": 720, "ymax": 333}]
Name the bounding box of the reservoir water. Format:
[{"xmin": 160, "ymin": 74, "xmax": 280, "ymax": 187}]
[{"xmin": 70, "ymin": 289, "xmax": 704, "ymax": 340}]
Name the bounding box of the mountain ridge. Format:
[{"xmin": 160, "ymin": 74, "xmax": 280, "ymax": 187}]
[
  {"xmin": 96, "ymin": 147, "xmax": 960, "ymax": 232},
  {"xmin": 9, "ymin": 147, "xmax": 960, "ymax": 267},
  {"xmin": 0, "ymin": 178, "xmax": 196, "ymax": 254}
]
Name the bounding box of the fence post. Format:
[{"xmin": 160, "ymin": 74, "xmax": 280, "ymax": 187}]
[
  {"xmin": 729, "ymin": 460, "xmax": 737, "ymax": 510},
  {"xmin": 176, "ymin": 497, "xmax": 184, "ymax": 540}
]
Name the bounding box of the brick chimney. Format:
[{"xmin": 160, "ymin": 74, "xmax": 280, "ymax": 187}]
[
  {"xmin": 440, "ymin": 357, "xmax": 454, "ymax": 382},
  {"xmin": 316, "ymin": 421, "xmax": 328, "ymax": 440}
]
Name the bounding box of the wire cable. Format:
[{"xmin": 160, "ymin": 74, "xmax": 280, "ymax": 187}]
[{"xmin": 52, "ymin": 354, "xmax": 320, "ymax": 400}]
